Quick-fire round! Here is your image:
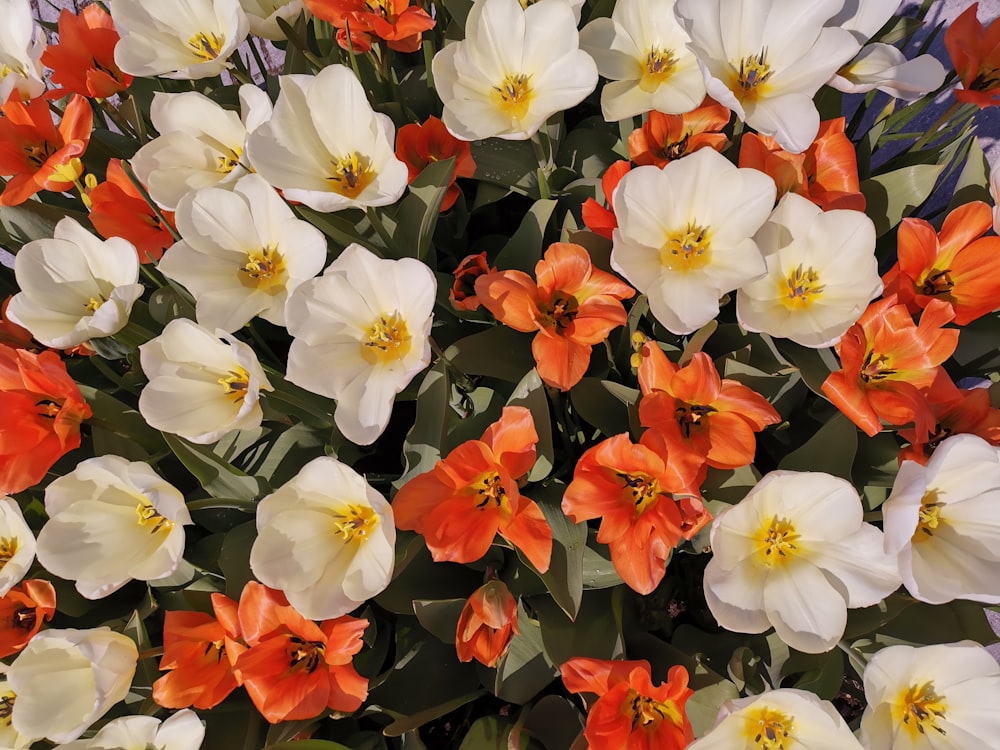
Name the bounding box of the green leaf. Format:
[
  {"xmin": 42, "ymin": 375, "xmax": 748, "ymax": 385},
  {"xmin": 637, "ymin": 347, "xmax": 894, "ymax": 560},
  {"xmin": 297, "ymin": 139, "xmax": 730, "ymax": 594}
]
[
  {"xmin": 495, "ymin": 199, "xmax": 557, "ymax": 274},
  {"xmin": 446, "ymin": 326, "xmax": 535, "ymax": 383},
  {"xmin": 398, "ymin": 361, "xmax": 451, "ymax": 487},
  {"xmin": 533, "ymin": 589, "xmax": 623, "ymax": 665},
  {"xmin": 494, "ymin": 604, "xmax": 558, "ymax": 704},
  {"xmin": 948, "ymin": 136, "xmax": 993, "ymax": 211},
  {"xmin": 219, "ymin": 521, "xmax": 257, "ymax": 600},
  {"xmin": 507, "ymin": 369, "xmax": 554, "ymax": 482},
  {"xmin": 686, "ymin": 681, "xmax": 739, "ymax": 739},
  {"xmin": 778, "ymin": 413, "xmax": 857, "ymax": 479},
  {"xmin": 393, "ymin": 157, "xmax": 456, "ymax": 263},
  {"xmin": 266, "ymin": 742, "xmax": 352, "ymax": 750},
  {"xmin": 458, "ymin": 717, "xmax": 511, "ymax": 750},
  {"xmin": 78, "ymin": 386, "xmax": 167, "ymax": 455},
  {"xmin": 516, "ymin": 695, "xmax": 585, "ymax": 750},
  {"xmin": 570, "ymin": 378, "xmax": 633, "ymax": 437},
  {"xmin": 163, "ymin": 433, "xmax": 262, "ymax": 502},
  {"xmin": 581, "ymin": 543, "xmax": 623, "ymax": 590},
  {"xmin": 471, "ymin": 139, "xmax": 539, "ymax": 193},
  {"xmin": 523, "ymin": 481, "xmax": 586, "ymax": 619},
  {"xmin": 413, "ymin": 598, "xmax": 466, "ymax": 643},
  {"xmin": 860, "ymin": 164, "xmax": 944, "ymax": 235},
  {"xmin": 376, "ymin": 545, "xmax": 483, "ymax": 615},
  {"xmin": 0, "ymin": 200, "xmax": 87, "ymax": 250}
]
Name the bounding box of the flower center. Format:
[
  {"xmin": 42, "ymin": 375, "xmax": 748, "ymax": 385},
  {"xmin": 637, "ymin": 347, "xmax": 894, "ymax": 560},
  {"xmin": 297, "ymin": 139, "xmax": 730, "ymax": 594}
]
[
  {"xmin": 361, "ymin": 311, "xmax": 412, "ymax": 364},
  {"xmin": 755, "ymin": 516, "xmax": 800, "ymax": 566},
  {"xmin": 332, "ymin": 504, "xmax": 379, "ymax": 543},
  {"xmin": 674, "ymin": 403, "xmax": 716, "ymax": 438},
  {"xmin": 859, "ymin": 349, "xmax": 897, "ymax": 383},
  {"xmin": 84, "ymin": 294, "xmax": 107, "ymax": 313},
  {"xmin": 0, "ymin": 691, "xmax": 14, "ymax": 726},
  {"xmin": 894, "ymin": 681, "xmax": 948, "ymax": 739},
  {"xmin": 732, "ymin": 50, "xmax": 774, "ymax": 102},
  {"xmin": 913, "ymin": 488, "xmax": 944, "ymax": 543},
  {"xmin": 218, "ymin": 367, "xmax": 251, "ymax": 404},
  {"xmin": 188, "ymin": 31, "xmax": 226, "ymax": 61},
  {"xmin": 919, "ymin": 268, "xmax": 955, "ymax": 297},
  {"xmin": 0, "ymin": 536, "xmax": 18, "ymax": 570},
  {"xmin": 13, "ymin": 606, "xmax": 36, "ymax": 631},
  {"xmin": 328, "ymin": 152, "xmax": 375, "ymax": 198},
  {"xmin": 970, "ymin": 66, "xmax": 1000, "ymax": 92},
  {"xmin": 640, "ymin": 48, "xmax": 677, "ymax": 91},
  {"xmin": 540, "ymin": 293, "xmax": 579, "ymax": 331},
  {"xmin": 743, "ymin": 706, "xmax": 794, "ymax": 749},
  {"xmin": 627, "ymin": 690, "xmax": 684, "ymax": 731},
  {"xmin": 136, "ymin": 500, "xmax": 174, "ymax": 535},
  {"xmin": 239, "ymin": 245, "xmax": 287, "ymax": 294},
  {"xmin": 660, "ymin": 223, "xmax": 711, "ymax": 271},
  {"xmin": 617, "ymin": 472, "xmax": 660, "ymax": 515},
  {"xmin": 363, "ymin": 0, "xmax": 393, "ymax": 18},
  {"xmin": 493, "ymin": 73, "xmax": 533, "ymax": 123},
  {"xmin": 22, "ymin": 142, "xmax": 55, "ymax": 167},
  {"xmin": 287, "ymin": 636, "xmax": 325, "ymax": 673},
  {"xmin": 216, "ymin": 146, "xmax": 242, "ymax": 174},
  {"xmin": 49, "ymin": 157, "xmax": 85, "ymax": 185},
  {"xmin": 781, "ymin": 265, "xmax": 825, "ymax": 308},
  {"xmin": 473, "ymin": 471, "xmax": 507, "ymax": 510}
]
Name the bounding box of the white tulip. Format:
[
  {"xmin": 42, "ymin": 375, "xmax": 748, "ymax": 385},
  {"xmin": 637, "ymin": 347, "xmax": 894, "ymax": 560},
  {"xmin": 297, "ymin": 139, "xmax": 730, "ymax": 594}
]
[
  {"xmin": 829, "ymin": 43, "xmax": 946, "ymax": 101},
  {"xmin": 611, "ymin": 148, "xmax": 775, "ymax": 335},
  {"xmin": 239, "ymin": 0, "xmax": 305, "ymax": 40},
  {"xmin": 6, "ymin": 218, "xmax": 142, "ymax": 350},
  {"xmin": 53, "ymin": 709, "xmax": 205, "ymax": 750},
  {"xmin": 111, "ymin": 0, "xmax": 250, "ymax": 80},
  {"xmin": 285, "ymin": 244, "xmax": 435, "ymax": 445},
  {"xmin": 579, "ymin": 0, "xmax": 705, "ymax": 121},
  {"xmin": 36, "ymin": 456, "xmax": 192, "ymax": 599},
  {"xmin": 860, "ymin": 642, "xmax": 1000, "ymax": 749},
  {"xmin": 250, "ymin": 456, "xmax": 395, "ymax": 619},
  {"xmin": 131, "ymin": 85, "xmax": 271, "ymax": 210},
  {"xmin": 247, "ymin": 65, "xmax": 408, "ymax": 212},
  {"xmin": 432, "ymin": 0, "xmax": 598, "ymax": 141},
  {"xmin": 0, "ymin": 672, "xmax": 33, "ymax": 749},
  {"xmin": 138, "ymin": 319, "xmax": 273, "ymax": 444},
  {"xmin": 674, "ymin": 0, "xmax": 860, "ymax": 154},
  {"xmin": 704, "ymin": 470, "xmax": 901, "ymax": 654},
  {"xmin": 883, "ymin": 433, "xmax": 1000, "ymax": 604},
  {"xmin": 159, "ymin": 174, "xmax": 327, "ymax": 332},
  {"xmin": 7, "ymin": 628, "xmax": 138, "ymax": 744},
  {"xmin": 0, "ymin": 0, "xmax": 44, "ymax": 103},
  {"xmin": 0, "ymin": 497, "xmax": 34, "ymax": 598},
  {"xmin": 737, "ymin": 192, "xmax": 882, "ymax": 348},
  {"xmin": 689, "ymin": 688, "xmax": 864, "ymax": 749}
]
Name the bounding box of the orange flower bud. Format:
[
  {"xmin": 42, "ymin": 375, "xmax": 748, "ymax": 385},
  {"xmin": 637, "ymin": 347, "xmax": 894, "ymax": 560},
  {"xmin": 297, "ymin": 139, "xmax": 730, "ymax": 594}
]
[{"xmin": 456, "ymin": 581, "xmax": 519, "ymax": 668}]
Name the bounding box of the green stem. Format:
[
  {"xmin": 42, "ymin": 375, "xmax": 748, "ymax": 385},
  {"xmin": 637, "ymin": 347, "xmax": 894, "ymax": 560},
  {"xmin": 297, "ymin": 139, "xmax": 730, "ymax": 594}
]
[
  {"xmin": 531, "ymin": 134, "xmax": 552, "ymax": 200},
  {"xmin": 911, "ymin": 101, "xmax": 965, "ymax": 150},
  {"xmin": 366, "ymin": 207, "xmax": 397, "ymax": 254}
]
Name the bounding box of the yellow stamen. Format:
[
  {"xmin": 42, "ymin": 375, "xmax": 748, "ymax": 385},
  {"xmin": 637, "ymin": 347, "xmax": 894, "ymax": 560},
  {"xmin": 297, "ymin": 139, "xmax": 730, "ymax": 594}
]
[
  {"xmin": 894, "ymin": 681, "xmax": 948, "ymax": 739},
  {"xmin": 84, "ymin": 295, "xmax": 106, "ymax": 313},
  {"xmin": 136, "ymin": 500, "xmax": 174, "ymax": 535},
  {"xmin": 0, "ymin": 691, "xmax": 14, "ymax": 726},
  {"xmin": 660, "ymin": 222, "xmax": 711, "ymax": 271},
  {"xmin": 188, "ymin": 31, "xmax": 226, "ymax": 62},
  {"xmin": 239, "ymin": 245, "xmax": 287, "ymax": 294},
  {"xmin": 328, "ymin": 152, "xmax": 375, "ymax": 199},
  {"xmin": 754, "ymin": 516, "xmax": 800, "ymax": 566},
  {"xmin": 287, "ymin": 635, "xmax": 326, "ymax": 673},
  {"xmin": 332, "ymin": 504, "xmax": 379, "ymax": 543},
  {"xmin": 473, "ymin": 471, "xmax": 508, "ymax": 511},
  {"xmin": 0, "ymin": 537, "xmax": 18, "ymax": 570},
  {"xmin": 732, "ymin": 50, "xmax": 774, "ymax": 102},
  {"xmin": 743, "ymin": 706, "xmax": 794, "ymax": 749},
  {"xmin": 493, "ymin": 73, "xmax": 533, "ymax": 123},
  {"xmin": 628, "ymin": 690, "xmax": 684, "ymax": 731},
  {"xmin": 913, "ymin": 488, "xmax": 944, "ymax": 543},
  {"xmin": 49, "ymin": 157, "xmax": 85, "ymax": 185},
  {"xmin": 360, "ymin": 311, "xmax": 411, "ymax": 364},
  {"xmin": 640, "ymin": 48, "xmax": 677, "ymax": 91},
  {"xmin": 617, "ymin": 472, "xmax": 660, "ymax": 515},
  {"xmin": 216, "ymin": 146, "xmax": 242, "ymax": 174},
  {"xmin": 218, "ymin": 367, "xmax": 251, "ymax": 405},
  {"xmin": 780, "ymin": 264, "xmax": 825, "ymax": 308}
]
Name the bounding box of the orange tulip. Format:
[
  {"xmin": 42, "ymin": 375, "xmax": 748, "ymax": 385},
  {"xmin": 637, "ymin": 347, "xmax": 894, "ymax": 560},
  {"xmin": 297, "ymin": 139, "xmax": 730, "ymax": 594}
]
[
  {"xmin": 393, "ymin": 406, "xmax": 553, "ymax": 572},
  {"xmin": 0, "ymin": 580, "xmax": 55, "ymax": 659},
  {"xmin": 235, "ymin": 582, "xmax": 369, "ymax": 724},
  {"xmin": 450, "ymin": 251, "xmax": 495, "ymax": 312},
  {"xmin": 738, "ymin": 117, "xmax": 865, "ymax": 211},
  {"xmin": 637, "ymin": 344, "xmax": 781, "ymax": 477},
  {"xmin": 475, "ymin": 242, "xmax": 635, "ymax": 391},
  {"xmin": 561, "ymin": 657, "xmax": 694, "ymax": 750},
  {"xmin": 944, "ymin": 2, "xmax": 1000, "ymax": 108},
  {"xmin": 396, "ymin": 116, "xmax": 476, "ymax": 212},
  {"xmin": 153, "ymin": 593, "xmax": 245, "ymax": 710},
  {"xmin": 0, "ymin": 344, "xmax": 91, "ymax": 495},
  {"xmin": 581, "ymin": 160, "xmax": 631, "ymax": 240},
  {"xmin": 41, "ymin": 6, "xmax": 133, "ymax": 99},
  {"xmin": 627, "ymin": 99, "xmax": 730, "ymax": 168},
  {"xmin": 562, "ymin": 432, "xmax": 710, "ymax": 594},
  {"xmin": 455, "ymin": 580, "xmax": 519, "ymax": 668},
  {"xmin": 0, "ymin": 94, "xmax": 92, "ymax": 206},
  {"xmin": 303, "ymin": 0, "xmax": 435, "ymax": 53},
  {"xmin": 821, "ymin": 296, "xmax": 959, "ymax": 441},
  {"xmin": 882, "ymin": 201, "xmax": 1000, "ymax": 325},
  {"xmin": 88, "ymin": 159, "xmax": 177, "ymax": 263},
  {"xmin": 897, "ymin": 379, "xmax": 1000, "ymax": 464}
]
